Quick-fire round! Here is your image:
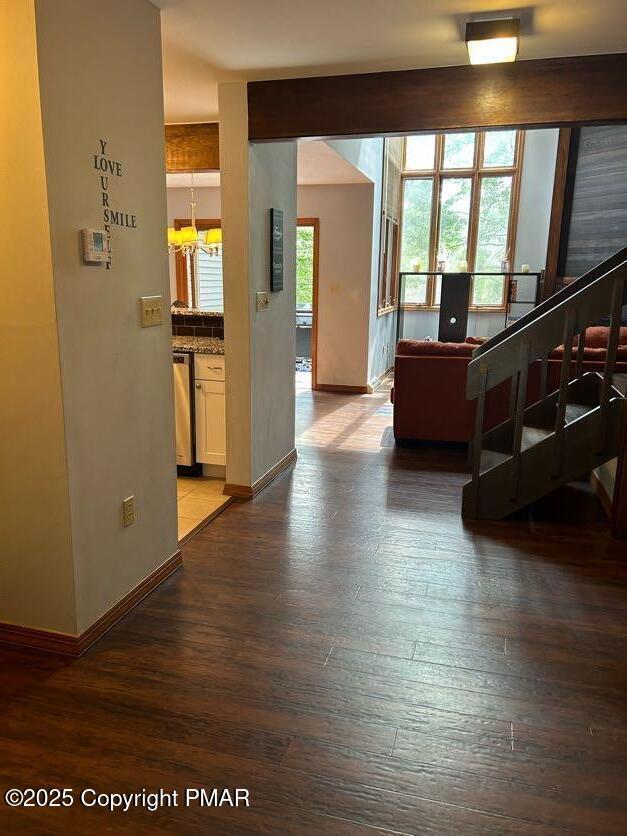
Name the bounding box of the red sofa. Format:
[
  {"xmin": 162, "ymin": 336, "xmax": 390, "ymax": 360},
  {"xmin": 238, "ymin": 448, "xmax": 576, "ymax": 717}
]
[{"xmin": 392, "ymin": 328, "xmax": 627, "ymax": 444}]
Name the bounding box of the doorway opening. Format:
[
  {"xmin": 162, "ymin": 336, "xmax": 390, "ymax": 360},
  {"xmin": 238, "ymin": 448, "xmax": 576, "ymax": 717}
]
[
  {"xmin": 296, "ymin": 217, "xmax": 319, "ymax": 391},
  {"xmin": 167, "ymin": 174, "xmax": 233, "ymax": 543}
]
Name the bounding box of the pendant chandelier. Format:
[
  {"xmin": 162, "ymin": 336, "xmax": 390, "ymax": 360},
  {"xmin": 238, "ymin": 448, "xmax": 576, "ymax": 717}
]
[{"xmin": 167, "ymin": 172, "xmax": 222, "ymax": 256}]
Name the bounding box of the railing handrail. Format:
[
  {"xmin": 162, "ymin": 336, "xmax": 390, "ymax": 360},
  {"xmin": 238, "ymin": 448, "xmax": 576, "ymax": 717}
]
[
  {"xmin": 470, "ymin": 247, "xmax": 627, "ymax": 361},
  {"xmin": 467, "ymin": 255, "xmax": 627, "ymax": 399}
]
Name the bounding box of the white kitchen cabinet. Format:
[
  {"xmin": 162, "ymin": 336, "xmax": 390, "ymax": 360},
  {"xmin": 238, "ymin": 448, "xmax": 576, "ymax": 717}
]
[
  {"xmin": 194, "ymin": 354, "xmax": 226, "ymax": 466},
  {"xmin": 195, "ymin": 379, "xmax": 226, "ymax": 465}
]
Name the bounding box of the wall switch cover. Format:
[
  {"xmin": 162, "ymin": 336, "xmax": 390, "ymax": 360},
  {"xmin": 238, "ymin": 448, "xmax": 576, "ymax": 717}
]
[
  {"xmin": 122, "ymin": 496, "xmax": 136, "ymax": 527},
  {"xmin": 140, "ymin": 296, "xmax": 163, "ymax": 327},
  {"xmin": 256, "ymin": 291, "xmax": 270, "ymax": 311}
]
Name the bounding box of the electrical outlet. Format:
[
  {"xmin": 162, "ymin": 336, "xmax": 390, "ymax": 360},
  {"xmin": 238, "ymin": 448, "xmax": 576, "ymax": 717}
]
[
  {"xmin": 122, "ymin": 495, "xmax": 136, "ymax": 527},
  {"xmin": 256, "ymin": 291, "xmax": 270, "ymax": 311},
  {"xmin": 140, "ymin": 296, "xmax": 163, "ymax": 327}
]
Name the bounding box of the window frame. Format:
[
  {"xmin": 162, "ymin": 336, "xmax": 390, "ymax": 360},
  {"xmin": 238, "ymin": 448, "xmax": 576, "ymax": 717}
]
[
  {"xmin": 399, "ymin": 130, "xmax": 524, "ymax": 312},
  {"xmin": 173, "ymin": 217, "xmax": 221, "ymax": 308}
]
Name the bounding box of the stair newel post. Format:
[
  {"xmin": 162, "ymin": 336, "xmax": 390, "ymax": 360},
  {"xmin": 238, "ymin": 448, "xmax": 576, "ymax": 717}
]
[
  {"xmin": 597, "ymin": 277, "xmax": 625, "ymax": 453},
  {"xmin": 553, "ymin": 307, "xmax": 576, "ymax": 477},
  {"xmin": 510, "ymin": 339, "xmax": 531, "ymax": 501},
  {"xmin": 576, "ymin": 328, "xmax": 587, "ymax": 379},
  {"xmin": 471, "ymin": 365, "xmax": 488, "ymax": 518}
]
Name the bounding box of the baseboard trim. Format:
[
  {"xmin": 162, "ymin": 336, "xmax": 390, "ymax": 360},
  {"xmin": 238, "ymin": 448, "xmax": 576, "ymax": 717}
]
[
  {"xmin": 314, "ymin": 383, "xmax": 369, "ymax": 394},
  {"xmin": 0, "ymin": 550, "xmax": 183, "ymax": 658},
  {"xmin": 367, "ymin": 365, "xmax": 394, "ymax": 394},
  {"xmin": 224, "ymin": 448, "xmax": 297, "ymax": 500}
]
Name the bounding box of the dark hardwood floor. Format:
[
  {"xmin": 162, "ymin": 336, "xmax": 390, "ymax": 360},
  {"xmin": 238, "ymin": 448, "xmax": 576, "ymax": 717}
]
[{"xmin": 1, "ymin": 379, "xmax": 627, "ymax": 833}]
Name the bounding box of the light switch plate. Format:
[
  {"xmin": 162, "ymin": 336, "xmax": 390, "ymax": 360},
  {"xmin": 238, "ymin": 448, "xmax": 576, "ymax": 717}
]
[
  {"xmin": 122, "ymin": 495, "xmax": 136, "ymax": 527},
  {"xmin": 140, "ymin": 296, "xmax": 163, "ymax": 327},
  {"xmin": 256, "ymin": 291, "xmax": 270, "ymax": 312}
]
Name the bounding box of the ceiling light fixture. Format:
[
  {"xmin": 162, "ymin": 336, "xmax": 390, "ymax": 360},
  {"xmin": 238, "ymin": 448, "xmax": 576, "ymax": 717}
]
[
  {"xmin": 465, "ymin": 18, "xmax": 520, "ymax": 65},
  {"xmin": 167, "ymin": 172, "xmax": 222, "ymax": 257}
]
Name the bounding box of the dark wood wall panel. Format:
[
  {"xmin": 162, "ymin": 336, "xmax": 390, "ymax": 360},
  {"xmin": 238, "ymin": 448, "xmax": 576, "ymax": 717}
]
[
  {"xmin": 165, "ymin": 122, "xmax": 220, "ymax": 171},
  {"xmin": 248, "ymin": 54, "xmax": 627, "ymax": 141},
  {"xmin": 563, "ymin": 126, "xmax": 627, "ymax": 277}
]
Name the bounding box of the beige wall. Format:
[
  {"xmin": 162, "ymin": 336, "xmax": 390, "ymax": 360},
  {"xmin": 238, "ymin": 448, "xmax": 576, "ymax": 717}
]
[
  {"xmin": 298, "ymin": 184, "xmax": 373, "ymax": 387},
  {"xmin": 166, "ymin": 182, "xmax": 373, "ymax": 387},
  {"xmin": 0, "ymin": 2, "xmax": 76, "ymax": 633},
  {"xmin": 250, "ymin": 141, "xmax": 297, "ymax": 482},
  {"xmin": 219, "ymin": 83, "xmax": 297, "ymax": 487},
  {"xmin": 35, "ymin": 0, "xmax": 178, "ymax": 633}
]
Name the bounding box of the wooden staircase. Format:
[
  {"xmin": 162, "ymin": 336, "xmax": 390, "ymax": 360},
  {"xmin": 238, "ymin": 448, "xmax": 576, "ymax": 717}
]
[{"xmin": 462, "ymin": 249, "xmax": 627, "ymax": 520}]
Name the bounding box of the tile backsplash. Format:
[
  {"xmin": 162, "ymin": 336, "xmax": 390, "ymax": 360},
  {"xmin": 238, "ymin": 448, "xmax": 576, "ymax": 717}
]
[{"xmin": 171, "ymin": 313, "xmax": 224, "ymax": 340}]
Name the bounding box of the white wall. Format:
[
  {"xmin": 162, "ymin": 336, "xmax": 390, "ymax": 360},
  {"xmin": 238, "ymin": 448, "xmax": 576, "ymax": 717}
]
[
  {"xmin": 250, "ymin": 143, "xmax": 298, "ymax": 481},
  {"xmin": 35, "ymin": 0, "xmax": 178, "ymax": 633},
  {"xmin": 327, "ymin": 138, "xmax": 396, "ymax": 383},
  {"xmin": 168, "ymin": 183, "xmax": 376, "ymax": 388},
  {"xmin": 298, "ymin": 184, "xmax": 373, "ymax": 387},
  {"xmin": 0, "ymin": 1, "xmax": 76, "ymax": 633},
  {"xmin": 514, "ymin": 128, "xmax": 560, "ymax": 271},
  {"xmin": 401, "ymin": 309, "xmax": 507, "ymax": 341},
  {"xmin": 219, "ymin": 83, "xmax": 297, "ymax": 487}
]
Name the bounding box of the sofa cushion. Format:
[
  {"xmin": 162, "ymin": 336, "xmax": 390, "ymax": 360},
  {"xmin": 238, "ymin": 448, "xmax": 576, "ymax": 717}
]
[
  {"xmin": 397, "ymin": 339, "xmax": 477, "ymax": 357},
  {"xmin": 550, "ymin": 344, "xmax": 627, "ymax": 361},
  {"xmin": 583, "ymin": 326, "xmax": 627, "ymax": 348}
]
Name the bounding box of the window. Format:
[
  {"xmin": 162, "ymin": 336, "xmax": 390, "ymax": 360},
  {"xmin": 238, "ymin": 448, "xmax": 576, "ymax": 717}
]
[
  {"xmin": 378, "ymin": 138, "xmax": 404, "ymax": 313},
  {"xmin": 174, "ymin": 219, "xmax": 223, "ymax": 311},
  {"xmin": 399, "ymin": 129, "xmax": 523, "ymax": 309}
]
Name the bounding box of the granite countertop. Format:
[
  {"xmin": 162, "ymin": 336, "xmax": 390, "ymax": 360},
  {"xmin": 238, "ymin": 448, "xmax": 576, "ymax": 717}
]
[
  {"xmin": 171, "ymin": 307, "xmax": 223, "ymax": 318},
  {"xmin": 172, "ymin": 335, "xmax": 224, "ymax": 355}
]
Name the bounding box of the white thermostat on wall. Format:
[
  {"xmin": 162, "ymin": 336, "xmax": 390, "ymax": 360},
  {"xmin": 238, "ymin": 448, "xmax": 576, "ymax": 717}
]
[{"xmin": 81, "ymin": 228, "xmax": 108, "ymax": 264}]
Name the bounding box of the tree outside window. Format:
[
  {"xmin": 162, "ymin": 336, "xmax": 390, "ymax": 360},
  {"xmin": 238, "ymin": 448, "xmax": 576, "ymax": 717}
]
[{"xmin": 399, "ymin": 129, "xmax": 522, "ymax": 309}]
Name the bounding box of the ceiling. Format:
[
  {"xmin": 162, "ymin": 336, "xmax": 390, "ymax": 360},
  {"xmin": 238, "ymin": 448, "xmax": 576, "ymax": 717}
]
[
  {"xmin": 166, "ymin": 141, "xmax": 372, "ymax": 188},
  {"xmin": 154, "ymin": 0, "xmax": 627, "ymax": 123}
]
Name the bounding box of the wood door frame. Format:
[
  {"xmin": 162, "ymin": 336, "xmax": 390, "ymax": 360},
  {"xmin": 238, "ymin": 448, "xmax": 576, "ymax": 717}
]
[{"xmin": 297, "ymin": 217, "xmax": 319, "ymax": 390}]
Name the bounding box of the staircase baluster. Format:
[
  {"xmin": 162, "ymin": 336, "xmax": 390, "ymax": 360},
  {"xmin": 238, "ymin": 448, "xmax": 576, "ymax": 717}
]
[
  {"xmin": 471, "ymin": 365, "xmax": 488, "ymax": 518},
  {"xmin": 510, "ymin": 340, "xmax": 531, "ymax": 500},
  {"xmin": 552, "ymin": 307, "xmax": 576, "ymax": 477},
  {"xmin": 508, "ymin": 372, "xmax": 519, "ymax": 419},
  {"xmin": 576, "ymin": 328, "xmax": 587, "ymax": 379},
  {"xmin": 597, "ymin": 278, "xmax": 625, "ymax": 453},
  {"xmin": 540, "ymin": 354, "xmax": 549, "ymax": 398}
]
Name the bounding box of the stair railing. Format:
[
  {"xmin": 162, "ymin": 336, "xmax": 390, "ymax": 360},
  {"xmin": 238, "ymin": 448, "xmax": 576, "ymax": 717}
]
[{"xmin": 467, "ymin": 250, "xmax": 627, "ymax": 516}]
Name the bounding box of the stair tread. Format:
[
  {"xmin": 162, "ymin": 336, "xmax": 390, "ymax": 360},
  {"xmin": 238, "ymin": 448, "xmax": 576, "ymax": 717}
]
[
  {"xmin": 565, "ymin": 402, "xmax": 594, "ymax": 422},
  {"xmin": 521, "ymin": 426, "xmax": 552, "ymax": 450},
  {"xmin": 480, "ymin": 449, "xmax": 510, "ymax": 471}
]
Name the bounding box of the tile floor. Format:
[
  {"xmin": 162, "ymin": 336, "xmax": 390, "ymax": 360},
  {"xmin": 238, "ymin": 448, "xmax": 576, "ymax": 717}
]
[{"xmin": 176, "ymin": 476, "xmax": 233, "ymax": 542}]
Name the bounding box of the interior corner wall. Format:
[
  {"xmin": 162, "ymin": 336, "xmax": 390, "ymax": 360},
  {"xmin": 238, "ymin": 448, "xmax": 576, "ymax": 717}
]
[
  {"xmin": 297, "ymin": 184, "xmax": 373, "ymax": 387},
  {"xmin": 0, "ymin": 0, "xmax": 76, "ymax": 633},
  {"xmin": 220, "ymin": 83, "xmax": 297, "ymax": 488},
  {"xmin": 250, "ymin": 142, "xmax": 297, "ymax": 482},
  {"xmin": 35, "ymin": 0, "xmax": 178, "ymax": 633},
  {"xmin": 218, "ymin": 82, "xmax": 253, "ymax": 487},
  {"xmin": 326, "ymin": 137, "xmax": 393, "ymax": 384},
  {"xmin": 515, "ymin": 128, "xmax": 560, "ymax": 271}
]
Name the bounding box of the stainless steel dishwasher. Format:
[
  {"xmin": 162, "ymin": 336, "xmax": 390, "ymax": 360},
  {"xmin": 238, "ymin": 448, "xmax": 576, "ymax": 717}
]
[{"xmin": 173, "ymin": 352, "xmax": 194, "ymax": 467}]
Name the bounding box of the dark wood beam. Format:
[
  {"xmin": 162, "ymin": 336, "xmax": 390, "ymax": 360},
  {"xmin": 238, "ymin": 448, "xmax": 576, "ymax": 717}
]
[
  {"xmin": 248, "ymin": 54, "xmax": 627, "ymax": 141},
  {"xmin": 165, "ymin": 123, "xmax": 219, "ymax": 172}
]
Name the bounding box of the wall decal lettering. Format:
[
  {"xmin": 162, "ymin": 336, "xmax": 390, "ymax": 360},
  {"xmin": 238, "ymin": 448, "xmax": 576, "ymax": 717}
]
[{"xmin": 93, "ymin": 138, "xmax": 137, "ymax": 269}]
